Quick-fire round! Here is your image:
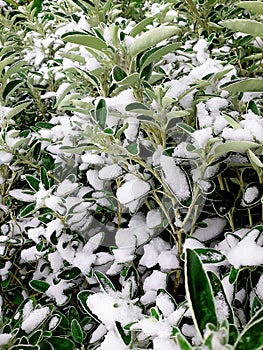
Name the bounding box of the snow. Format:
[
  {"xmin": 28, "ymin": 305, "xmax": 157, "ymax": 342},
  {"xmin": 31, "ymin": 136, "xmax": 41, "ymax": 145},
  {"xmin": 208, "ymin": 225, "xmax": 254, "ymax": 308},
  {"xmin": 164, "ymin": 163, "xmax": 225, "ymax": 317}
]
[
  {"xmin": 140, "ymin": 238, "xmax": 170, "ymax": 268},
  {"xmin": 153, "ymin": 337, "xmax": 178, "ymax": 350},
  {"xmin": 214, "ymin": 292, "xmax": 229, "ymax": 322},
  {"xmin": 48, "ymin": 316, "xmax": 60, "ymax": 330},
  {"xmin": 46, "ymin": 280, "xmax": 74, "ymax": 305},
  {"xmin": 97, "ymin": 330, "xmax": 129, "ymax": 350},
  {"xmin": 86, "ymin": 292, "xmax": 142, "ymax": 329},
  {"xmin": 21, "ymin": 246, "xmax": 45, "ymax": 262},
  {"xmin": 0, "ymin": 151, "xmax": 12, "ymax": 165},
  {"xmin": 21, "ymin": 306, "xmax": 50, "ymax": 333},
  {"xmin": 143, "ymin": 271, "xmax": 167, "ymax": 292},
  {"xmin": 131, "ymin": 317, "xmax": 172, "ymax": 337},
  {"xmin": 227, "ymin": 230, "xmax": 263, "ymax": 268},
  {"xmin": 193, "ymin": 218, "xmax": 226, "ymax": 242},
  {"xmin": 256, "ymin": 275, "xmax": 263, "ymax": 301},
  {"xmin": 160, "ymin": 155, "xmax": 190, "ymax": 201},
  {"xmin": 86, "ymin": 169, "xmax": 104, "ymax": 190},
  {"xmin": 158, "ymin": 248, "xmax": 180, "ymax": 270},
  {"xmin": 156, "ymin": 294, "xmax": 175, "ymax": 318},
  {"xmin": 0, "ymin": 334, "xmax": 12, "ymax": 346},
  {"xmin": 90, "ymin": 324, "xmax": 107, "ymax": 343},
  {"xmin": 116, "ymin": 175, "xmax": 150, "ymax": 204},
  {"xmin": 192, "ymin": 127, "xmax": 213, "ymax": 149},
  {"xmin": 146, "ymin": 209, "xmax": 162, "ymax": 229},
  {"xmin": 243, "ymin": 186, "xmax": 259, "ymax": 205},
  {"xmin": 56, "ymin": 179, "xmax": 78, "ymax": 196},
  {"xmin": 99, "ymin": 164, "xmax": 123, "ymax": 180}
]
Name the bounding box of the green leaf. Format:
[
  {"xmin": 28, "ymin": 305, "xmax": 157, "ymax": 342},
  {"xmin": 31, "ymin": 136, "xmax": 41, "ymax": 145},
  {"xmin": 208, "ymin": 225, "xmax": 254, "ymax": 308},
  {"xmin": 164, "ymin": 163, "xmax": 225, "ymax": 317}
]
[
  {"xmin": 113, "ymin": 66, "xmax": 127, "ymax": 81},
  {"xmin": 0, "ymin": 54, "xmax": 16, "ymax": 76},
  {"xmin": 25, "ymin": 175, "xmax": 40, "ymax": 192},
  {"xmin": 6, "ymin": 101, "xmax": 32, "ymax": 120},
  {"xmin": 30, "ymin": 280, "xmax": 50, "ymax": 293},
  {"xmin": 125, "ymin": 102, "xmax": 150, "ymax": 112},
  {"xmin": 36, "ymin": 122, "xmax": 54, "ymax": 129},
  {"xmin": 130, "ymin": 16, "xmax": 155, "ymax": 37},
  {"xmin": 77, "ymin": 290, "xmax": 95, "ymax": 314},
  {"xmin": 4, "ymin": 60, "xmax": 28, "ymax": 81},
  {"xmin": 220, "ymin": 19, "xmax": 263, "ymax": 37},
  {"xmin": 185, "ymin": 249, "xmax": 218, "ymax": 338},
  {"xmin": 222, "ymin": 79, "xmax": 263, "ymax": 93},
  {"xmin": 237, "ymin": 1, "xmax": 263, "ymax": 15},
  {"xmin": 71, "ymin": 319, "xmax": 84, "ymax": 344},
  {"xmin": 96, "ymin": 99, "xmax": 107, "ymax": 129},
  {"xmin": 229, "ymin": 267, "xmax": 239, "ymax": 284},
  {"xmin": 176, "ymin": 333, "xmax": 193, "ymax": 350},
  {"xmin": 150, "ymin": 307, "xmax": 160, "ymax": 320},
  {"xmin": 235, "ymin": 317, "xmax": 263, "ymax": 350},
  {"xmin": 177, "ymin": 122, "xmax": 195, "ymax": 134},
  {"xmin": 248, "ymin": 149, "xmax": 263, "ymax": 168},
  {"xmin": 29, "ymin": 329, "xmax": 42, "ymax": 346},
  {"xmin": 115, "ymin": 321, "xmax": 131, "ymax": 346},
  {"xmin": 128, "ymin": 26, "xmax": 180, "ymax": 57},
  {"xmin": 95, "ymin": 271, "xmax": 116, "ymax": 292},
  {"xmin": 125, "ymin": 142, "xmax": 139, "ymax": 155},
  {"xmin": 118, "ymin": 72, "xmax": 140, "ymax": 86},
  {"xmin": 222, "ymin": 114, "xmax": 241, "ymax": 130},
  {"xmin": 58, "ymin": 267, "xmax": 81, "ymax": 280},
  {"xmin": 41, "ymin": 167, "xmax": 49, "ymax": 190},
  {"xmin": 214, "ymin": 141, "xmax": 259, "ymax": 155},
  {"xmin": 47, "ymin": 337, "xmax": 75, "ymax": 350},
  {"xmin": 60, "ymin": 144, "xmax": 100, "ymax": 154},
  {"xmin": 42, "ymin": 152, "xmax": 55, "ymax": 170},
  {"xmin": 61, "ymin": 32, "xmax": 107, "ymax": 51},
  {"xmin": 54, "ymin": 83, "xmax": 75, "ymax": 109},
  {"xmin": 3, "ymin": 79, "xmax": 23, "ymax": 100},
  {"xmin": 140, "ymin": 42, "xmax": 181, "ymax": 72},
  {"xmin": 20, "ymin": 203, "xmax": 36, "ymax": 218},
  {"xmin": 10, "ymin": 346, "xmax": 36, "ymax": 350}
]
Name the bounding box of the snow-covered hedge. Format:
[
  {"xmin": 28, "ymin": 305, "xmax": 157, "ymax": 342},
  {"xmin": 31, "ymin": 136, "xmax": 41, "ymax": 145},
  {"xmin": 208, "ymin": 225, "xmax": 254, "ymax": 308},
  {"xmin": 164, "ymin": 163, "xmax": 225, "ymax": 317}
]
[{"xmin": 0, "ymin": 0, "xmax": 263, "ymax": 349}]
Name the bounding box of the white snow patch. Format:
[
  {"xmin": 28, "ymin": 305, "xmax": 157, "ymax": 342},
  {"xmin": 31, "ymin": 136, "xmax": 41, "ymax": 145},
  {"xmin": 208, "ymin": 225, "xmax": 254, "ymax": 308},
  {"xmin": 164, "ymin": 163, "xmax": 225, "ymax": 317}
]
[
  {"xmin": 99, "ymin": 164, "xmax": 122, "ymax": 180},
  {"xmin": 153, "ymin": 337, "xmax": 178, "ymax": 350},
  {"xmin": 86, "ymin": 292, "xmax": 142, "ymax": 329},
  {"xmin": 98, "ymin": 329, "xmax": 129, "ymax": 350},
  {"xmin": 193, "ymin": 218, "xmax": 226, "ymax": 242},
  {"xmin": 160, "ymin": 155, "xmax": 190, "ymax": 201},
  {"xmin": 21, "ymin": 307, "xmax": 50, "ymax": 333},
  {"xmin": 0, "ymin": 334, "xmax": 12, "ymax": 346},
  {"xmin": 256, "ymin": 275, "xmax": 263, "ymax": 301},
  {"xmin": 227, "ymin": 230, "xmax": 263, "ymax": 268},
  {"xmin": 156, "ymin": 293, "xmax": 175, "ymax": 318},
  {"xmin": 116, "ymin": 175, "xmax": 150, "ymax": 204},
  {"xmin": 242, "ymin": 186, "xmax": 259, "ymax": 205},
  {"xmin": 146, "ymin": 209, "xmax": 162, "ymax": 229}
]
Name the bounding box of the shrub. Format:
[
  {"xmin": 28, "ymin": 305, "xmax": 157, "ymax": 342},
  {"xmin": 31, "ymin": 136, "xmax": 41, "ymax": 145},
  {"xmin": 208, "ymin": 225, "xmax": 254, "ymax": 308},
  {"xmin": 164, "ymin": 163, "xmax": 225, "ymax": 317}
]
[{"xmin": 0, "ymin": 0, "xmax": 262, "ymax": 349}]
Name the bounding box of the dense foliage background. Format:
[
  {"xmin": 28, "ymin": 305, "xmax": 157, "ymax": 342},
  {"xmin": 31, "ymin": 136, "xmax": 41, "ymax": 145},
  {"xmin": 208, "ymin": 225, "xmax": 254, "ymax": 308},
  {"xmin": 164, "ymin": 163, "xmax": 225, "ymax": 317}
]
[{"xmin": 0, "ymin": 0, "xmax": 263, "ymax": 349}]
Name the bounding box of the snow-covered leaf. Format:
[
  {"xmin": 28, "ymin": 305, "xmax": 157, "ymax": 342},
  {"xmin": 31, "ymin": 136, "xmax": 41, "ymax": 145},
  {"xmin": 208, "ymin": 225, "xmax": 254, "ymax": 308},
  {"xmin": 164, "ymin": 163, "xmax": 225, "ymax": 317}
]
[{"xmin": 95, "ymin": 270, "xmax": 116, "ymax": 292}]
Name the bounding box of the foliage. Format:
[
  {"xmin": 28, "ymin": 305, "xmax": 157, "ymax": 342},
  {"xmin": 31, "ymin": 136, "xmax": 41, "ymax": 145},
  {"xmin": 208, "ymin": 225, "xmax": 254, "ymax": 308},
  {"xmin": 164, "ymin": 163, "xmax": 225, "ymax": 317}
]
[{"xmin": 0, "ymin": 0, "xmax": 262, "ymax": 349}]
